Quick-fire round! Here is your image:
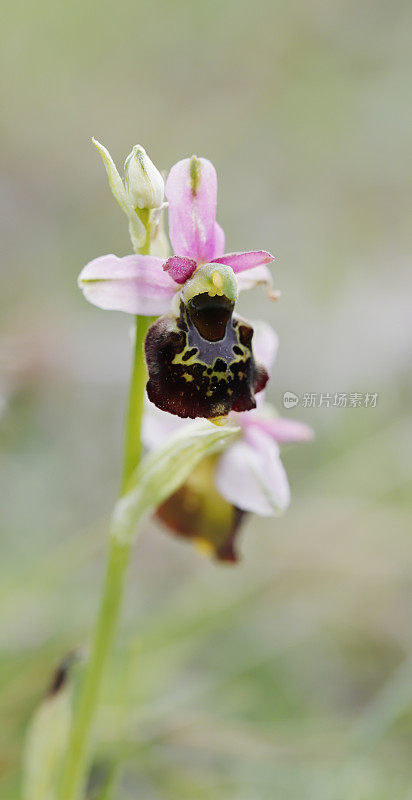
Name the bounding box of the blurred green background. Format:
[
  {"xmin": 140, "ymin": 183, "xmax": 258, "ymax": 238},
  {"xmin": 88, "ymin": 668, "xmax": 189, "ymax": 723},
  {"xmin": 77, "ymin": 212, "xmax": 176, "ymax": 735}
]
[{"xmin": 1, "ymin": 0, "xmax": 412, "ymax": 797}]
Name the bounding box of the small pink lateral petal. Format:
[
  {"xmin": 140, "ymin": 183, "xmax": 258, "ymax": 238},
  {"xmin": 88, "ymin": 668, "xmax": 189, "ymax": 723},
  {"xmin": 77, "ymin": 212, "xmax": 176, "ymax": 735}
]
[
  {"xmin": 249, "ymin": 416, "xmax": 314, "ymax": 444},
  {"xmin": 163, "ymin": 256, "xmax": 197, "ymax": 284},
  {"xmin": 212, "ymin": 250, "xmax": 274, "ymax": 274},
  {"xmin": 78, "ymin": 253, "xmax": 178, "ymax": 315},
  {"xmin": 166, "ymin": 157, "xmax": 219, "ymax": 263}
]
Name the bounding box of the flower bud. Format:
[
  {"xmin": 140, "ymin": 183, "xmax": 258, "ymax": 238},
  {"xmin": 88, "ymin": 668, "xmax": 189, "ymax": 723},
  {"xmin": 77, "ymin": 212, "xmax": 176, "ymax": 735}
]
[{"xmin": 124, "ymin": 145, "xmax": 164, "ymax": 210}]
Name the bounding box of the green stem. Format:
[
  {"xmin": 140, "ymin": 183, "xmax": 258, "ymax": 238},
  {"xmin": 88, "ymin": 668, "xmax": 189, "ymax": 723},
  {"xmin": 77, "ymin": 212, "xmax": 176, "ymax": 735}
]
[
  {"xmin": 59, "ymin": 533, "xmax": 132, "ymax": 800},
  {"xmin": 60, "ymin": 228, "xmax": 152, "ymax": 800},
  {"xmin": 121, "ymin": 316, "xmax": 150, "ymax": 493}
]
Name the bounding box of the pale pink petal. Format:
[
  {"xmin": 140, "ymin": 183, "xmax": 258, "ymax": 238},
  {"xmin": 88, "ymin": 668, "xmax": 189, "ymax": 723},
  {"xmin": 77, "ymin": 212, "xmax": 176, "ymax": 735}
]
[
  {"xmin": 142, "ymin": 399, "xmax": 187, "ymax": 451},
  {"xmin": 166, "ymin": 157, "xmax": 220, "ymax": 263},
  {"xmin": 78, "ymin": 254, "xmax": 177, "ymax": 315},
  {"xmin": 215, "ymin": 427, "xmax": 290, "ymax": 516},
  {"xmin": 235, "ymin": 264, "xmax": 277, "ymax": 296},
  {"xmin": 213, "ymin": 222, "xmax": 226, "ymax": 258},
  {"xmin": 163, "ymin": 256, "xmax": 197, "ymax": 284},
  {"xmin": 249, "ymin": 416, "xmax": 314, "ymax": 444},
  {"xmin": 212, "ymin": 250, "xmax": 274, "ymax": 273},
  {"xmin": 251, "ymin": 321, "xmax": 279, "ymax": 375}
]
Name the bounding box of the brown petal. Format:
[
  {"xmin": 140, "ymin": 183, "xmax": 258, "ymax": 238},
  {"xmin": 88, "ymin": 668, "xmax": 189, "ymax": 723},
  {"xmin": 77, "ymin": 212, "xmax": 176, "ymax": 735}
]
[{"xmin": 155, "ymin": 456, "xmax": 246, "ymax": 562}]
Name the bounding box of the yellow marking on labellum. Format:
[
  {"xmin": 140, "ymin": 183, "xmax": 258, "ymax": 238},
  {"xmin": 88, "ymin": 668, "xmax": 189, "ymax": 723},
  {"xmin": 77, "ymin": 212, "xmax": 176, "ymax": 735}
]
[
  {"xmin": 183, "ymin": 373, "xmax": 194, "ymax": 382},
  {"xmin": 195, "ymin": 537, "xmax": 214, "ymax": 557},
  {"xmin": 209, "ymin": 415, "xmax": 229, "ymax": 426},
  {"xmin": 173, "ymin": 343, "xmax": 249, "ymax": 371},
  {"xmin": 172, "ymin": 351, "xmax": 198, "ymax": 367}
]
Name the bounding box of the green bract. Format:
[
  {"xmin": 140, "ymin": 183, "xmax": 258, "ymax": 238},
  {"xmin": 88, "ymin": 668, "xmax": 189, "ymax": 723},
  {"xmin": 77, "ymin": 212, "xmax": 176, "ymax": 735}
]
[
  {"xmin": 22, "ymin": 682, "xmax": 72, "ymax": 800},
  {"xmin": 111, "ymin": 420, "xmax": 240, "ymax": 543}
]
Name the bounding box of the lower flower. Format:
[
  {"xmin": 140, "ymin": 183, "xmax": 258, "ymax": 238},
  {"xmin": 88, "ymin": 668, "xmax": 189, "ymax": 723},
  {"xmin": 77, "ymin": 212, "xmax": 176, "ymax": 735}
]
[{"xmin": 156, "ymin": 455, "xmax": 245, "ymax": 562}]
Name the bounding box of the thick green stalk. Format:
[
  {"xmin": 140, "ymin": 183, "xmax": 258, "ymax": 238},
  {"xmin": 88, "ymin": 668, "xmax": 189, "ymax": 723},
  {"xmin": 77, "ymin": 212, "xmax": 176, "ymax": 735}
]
[
  {"xmin": 121, "ymin": 316, "xmax": 150, "ymax": 493},
  {"xmin": 59, "ymin": 229, "xmax": 152, "ymax": 800},
  {"xmin": 59, "ymin": 534, "xmax": 131, "ymax": 800},
  {"xmin": 121, "ymin": 213, "xmax": 152, "ymax": 491}
]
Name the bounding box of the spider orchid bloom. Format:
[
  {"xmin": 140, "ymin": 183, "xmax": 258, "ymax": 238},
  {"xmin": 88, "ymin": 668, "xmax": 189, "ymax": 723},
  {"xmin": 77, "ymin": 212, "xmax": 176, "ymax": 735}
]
[
  {"xmin": 78, "ymin": 155, "xmax": 276, "ymax": 316},
  {"xmin": 79, "ymin": 155, "xmax": 276, "ymax": 419},
  {"xmin": 142, "ymin": 323, "xmax": 314, "ymax": 561}
]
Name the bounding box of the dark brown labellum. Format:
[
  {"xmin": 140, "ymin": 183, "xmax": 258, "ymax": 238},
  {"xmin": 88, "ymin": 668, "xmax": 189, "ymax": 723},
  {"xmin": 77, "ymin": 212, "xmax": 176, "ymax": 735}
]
[{"xmin": 145, "ymin": 295, "xmax": 268, "ymax": 419}]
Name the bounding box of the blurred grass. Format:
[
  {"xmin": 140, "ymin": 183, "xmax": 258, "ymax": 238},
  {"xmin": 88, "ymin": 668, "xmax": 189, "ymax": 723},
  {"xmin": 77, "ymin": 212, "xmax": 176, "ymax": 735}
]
[{"xmin": 1, "ymin": 0, "xmax": 412, "ymax": 797}]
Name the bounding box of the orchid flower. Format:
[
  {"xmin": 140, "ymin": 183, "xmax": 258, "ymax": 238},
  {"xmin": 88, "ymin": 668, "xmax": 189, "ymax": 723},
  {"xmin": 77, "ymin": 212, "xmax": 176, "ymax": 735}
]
[
  {"xmin": 142, "ymin": 322, "xmax": 313, "ymax": 561},
  {"xmin": 51, "ymin": 141, "xmax": 307, "ymax": 798},
  {"xmin": 79, "ymin": 154, "xmax": 277, "ymax": 419},
  {"xmin": 79, "ymin": 155, "xmax": 275, "ymax": 314}
]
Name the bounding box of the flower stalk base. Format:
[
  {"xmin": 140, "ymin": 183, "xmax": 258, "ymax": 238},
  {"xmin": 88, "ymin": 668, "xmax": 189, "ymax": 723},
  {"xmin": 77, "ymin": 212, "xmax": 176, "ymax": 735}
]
[{"xmin": 59, "ymin": 315, "xmax": 148, "ymax": 800}]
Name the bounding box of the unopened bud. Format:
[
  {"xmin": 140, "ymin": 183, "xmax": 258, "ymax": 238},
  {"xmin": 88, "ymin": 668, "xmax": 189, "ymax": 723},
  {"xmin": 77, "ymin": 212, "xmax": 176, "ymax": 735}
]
[{"xmin": 124, "ymin": 145, "xmax": 164, "ymax": 210}]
